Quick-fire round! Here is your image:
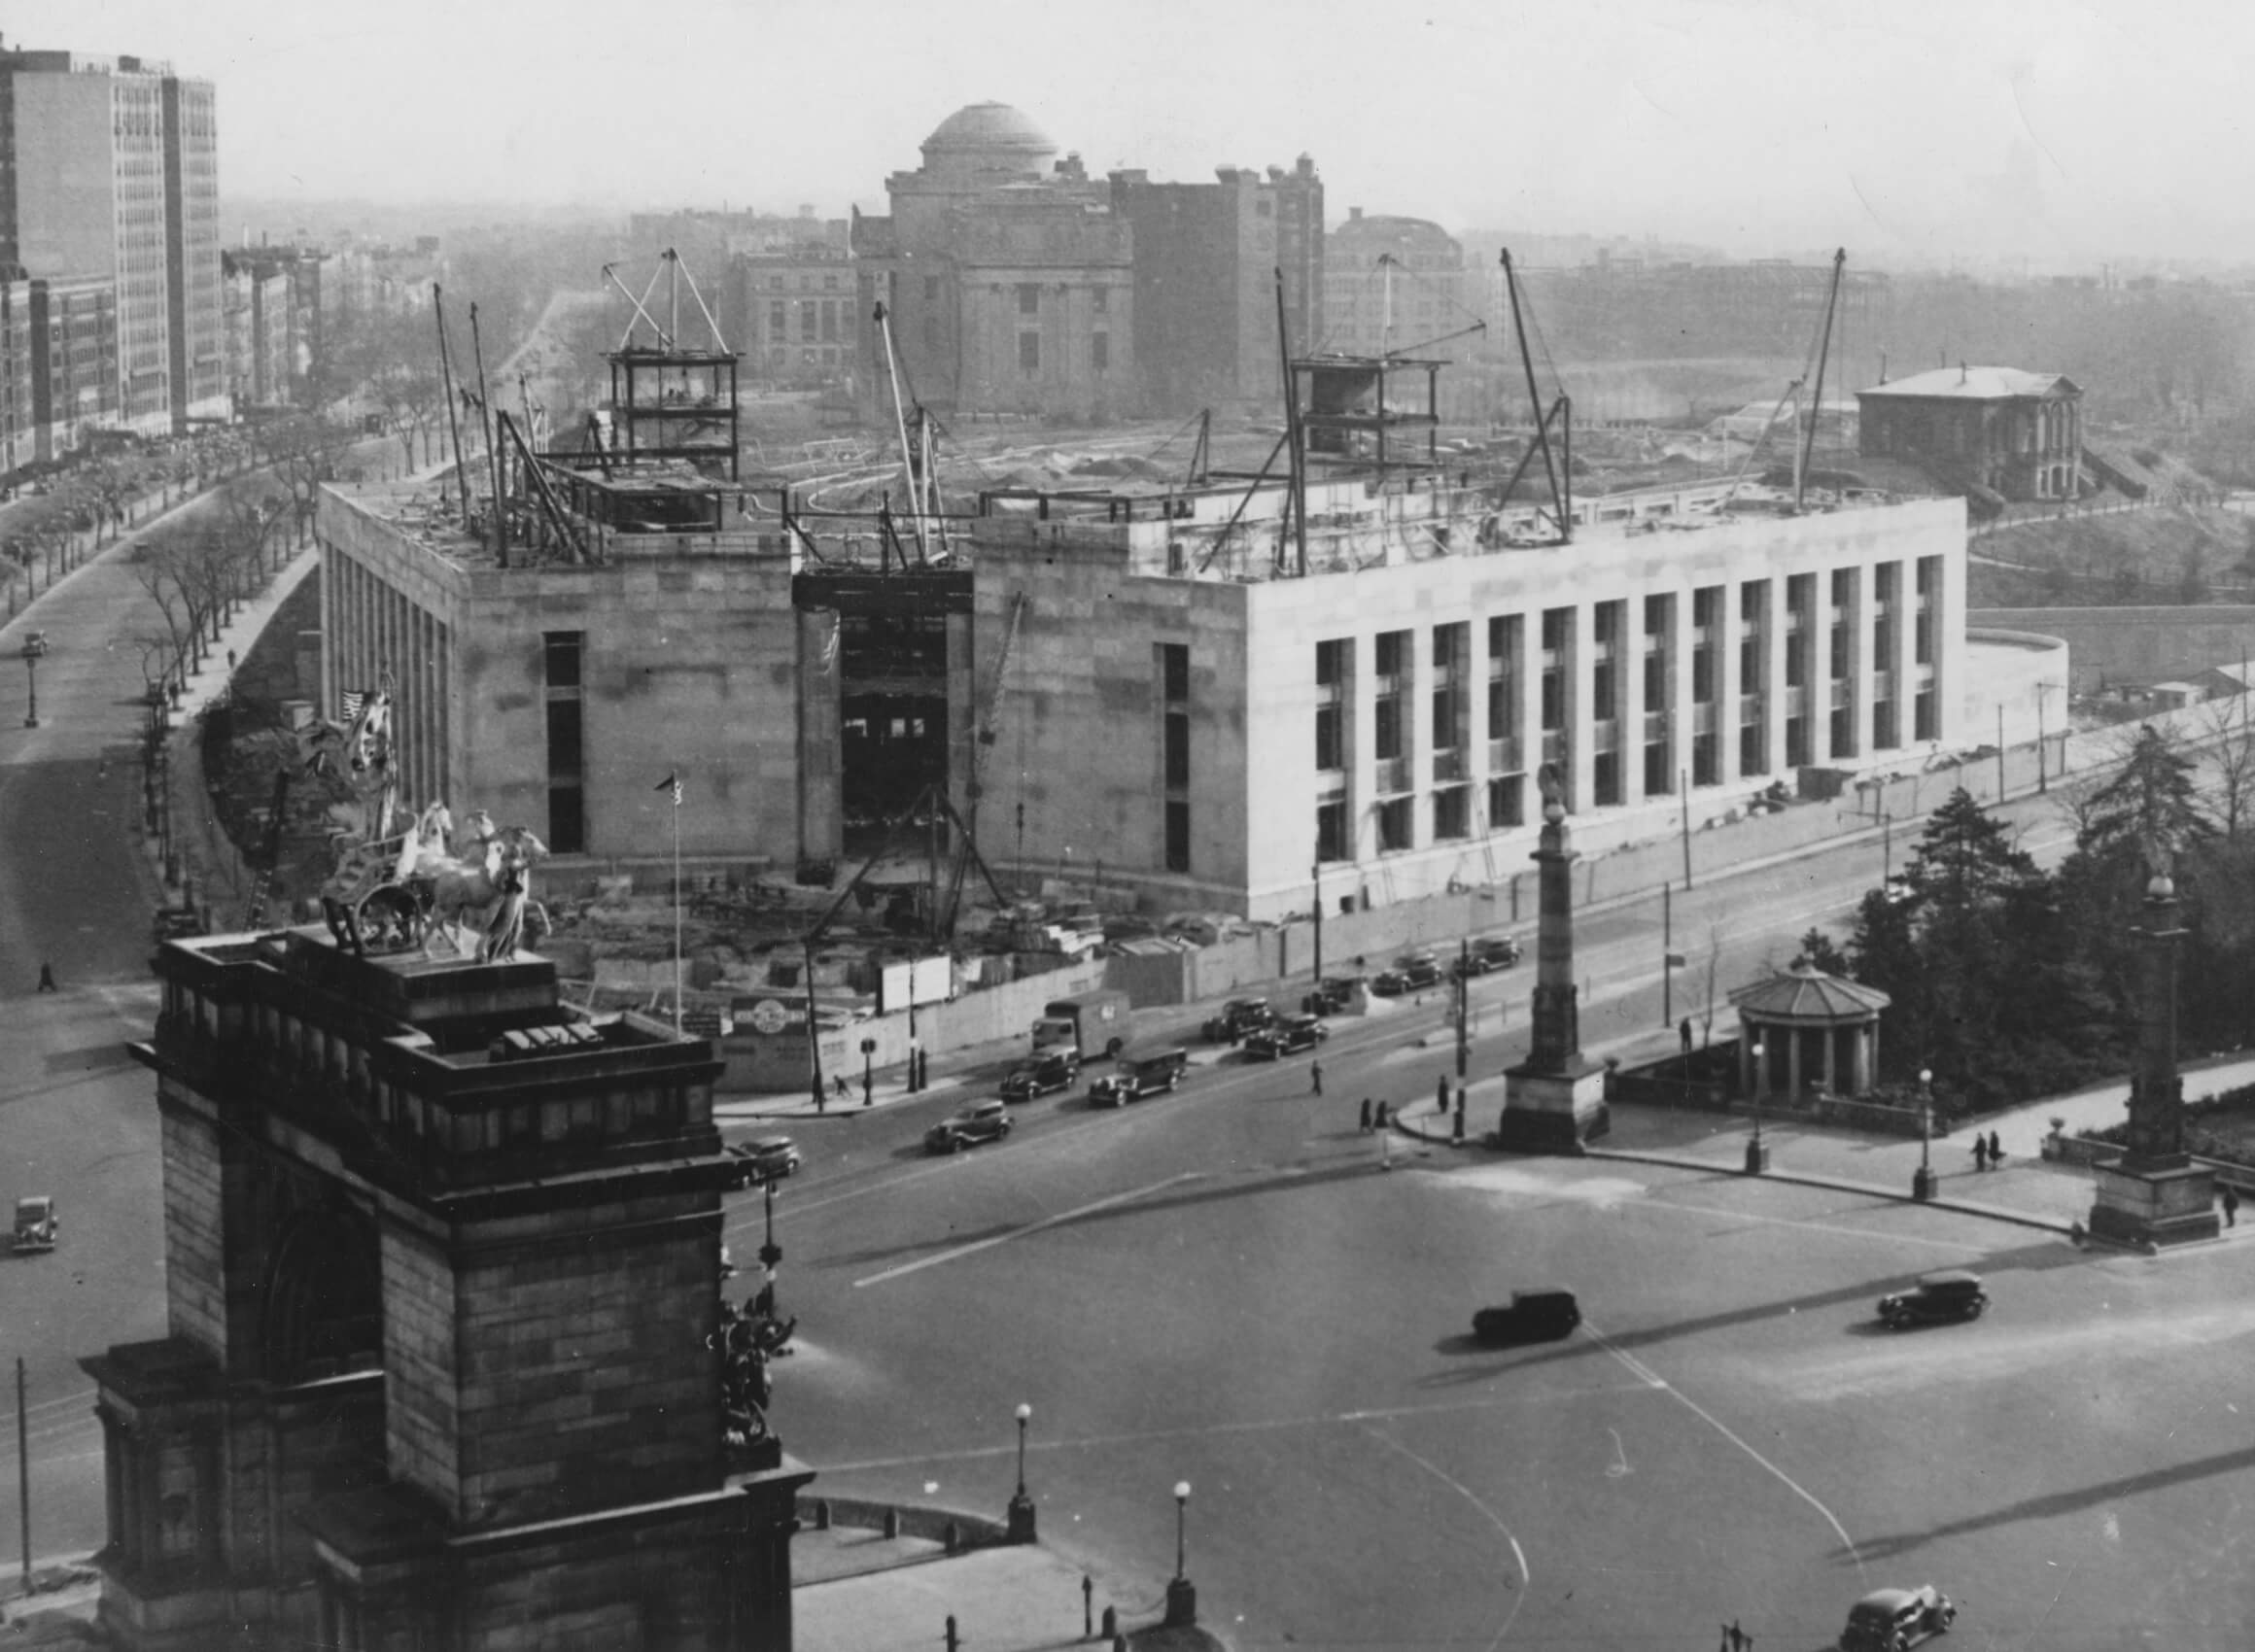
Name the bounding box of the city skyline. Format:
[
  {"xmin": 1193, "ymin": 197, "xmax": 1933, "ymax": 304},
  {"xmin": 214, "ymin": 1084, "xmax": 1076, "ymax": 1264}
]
[{"xmin": 18, "ymin": 0, "xmax": 2255, "ymax": 270}]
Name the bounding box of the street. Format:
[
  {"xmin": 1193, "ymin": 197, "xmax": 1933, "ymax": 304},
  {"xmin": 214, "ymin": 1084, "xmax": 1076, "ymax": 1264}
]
[
  {"xmin": 753, "ymin": 1030, "xmax": 2253, "ymax": 1650},
  {"xmin": 1, "ymin": 499, "xmax": 2247, "ymax": 1649}
]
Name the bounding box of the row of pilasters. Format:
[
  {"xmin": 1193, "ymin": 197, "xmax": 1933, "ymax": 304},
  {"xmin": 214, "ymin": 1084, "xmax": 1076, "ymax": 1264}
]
[
  {"xmin": 321, "ymin": 553, "xmax": 453, "ymax": 820},
  {"xmin": 1323, "ymin": 559, "xmax": 1939, "ymax": 863}
]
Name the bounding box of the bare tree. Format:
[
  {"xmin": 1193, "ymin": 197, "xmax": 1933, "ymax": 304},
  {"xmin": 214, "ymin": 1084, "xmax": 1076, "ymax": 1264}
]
[
  {"xmin": 1699, "ymin": 922, "xmax": 1728, "ymax": 1048},
  {"xmin": 2200, "ymin": 689, "xmax": 2255, "ymax": 842}
]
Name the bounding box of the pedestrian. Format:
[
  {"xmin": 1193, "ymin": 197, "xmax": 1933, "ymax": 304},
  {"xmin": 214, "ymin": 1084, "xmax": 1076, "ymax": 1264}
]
[
  {"xmin": 1358, "ymin": 1097, "xmax": 1372, "ymax": 1133},
  {"xmin": 226, "ymin": 648, "xmax": 236, "ymax": 671},
  {"xmin": 1436, "ymin": 1074, "xmax": 1450, "ymax": 1116},
  {"xmin": 1373, "ymin": 1098, "xmax": 1390, "ymax": 1128},
  {"xmin": 2224, "ymin": 1186, "xmax": 2239, "ymax": 1228},
  {"xmin": 1310, "ymin": 1059, "xmax": 1324, "ymax": 1097},
  {"xmin": 1728, "ymin": 1620, "xmax": 1745, "ymax": 1652},
  {"xmin": 833, "ymin": 1073, "xmax": 850, "ymax": 1100},
  {"xmin": 36, "ymin": 961, "xmax": 55, "ymax": 993},
  {"xmin": 1681, "ymin": 1016, "xmax": 1694, "ymax": 1056},
  {"xmin": 1988, "ymin": 1130, "xmax": 2004, "ymax": 1165},
  {"xmin": 1972, "ymin": 1134, "xmax": 1989, "ymax": 1172}
]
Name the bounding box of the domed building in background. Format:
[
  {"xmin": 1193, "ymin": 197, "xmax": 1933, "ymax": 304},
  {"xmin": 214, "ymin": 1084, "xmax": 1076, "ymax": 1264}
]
[
  {"xmin": 851, "ymin": 101, "xmax": 1324, "ymax": 424},
  {"xmin": 917, "ymin": 101, "xmax": 1059, "ymax": 187}
]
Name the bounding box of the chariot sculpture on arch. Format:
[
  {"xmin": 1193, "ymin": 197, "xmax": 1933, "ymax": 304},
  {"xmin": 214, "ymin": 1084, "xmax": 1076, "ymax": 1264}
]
[{"xmin": 302, "ymin": 673, "xmax": 550, "ymax": 959}]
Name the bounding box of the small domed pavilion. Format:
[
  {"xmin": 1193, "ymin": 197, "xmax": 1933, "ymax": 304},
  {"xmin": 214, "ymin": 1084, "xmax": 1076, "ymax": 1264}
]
[{"xmin": 1728, "ymin": 959, "xmax": 1892, "ymax": 1101}]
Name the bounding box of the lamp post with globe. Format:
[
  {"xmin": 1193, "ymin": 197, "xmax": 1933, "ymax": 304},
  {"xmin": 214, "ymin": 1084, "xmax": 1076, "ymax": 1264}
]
[
  {"xmin": 1005, "ymin": 1403, "xmax": 1036, "ymax": 1542},
  {"xmin": 1163, "ymin": 1481, "xmax": 1197, "ymax": 1627},
  {"xmin": 1744, "ymin": 1038, "xmax": 1769, "ymax": 1174},
  {"xmin": 1913, "ymin": 1067, "xmax": 1937, "ymax": 1201}
]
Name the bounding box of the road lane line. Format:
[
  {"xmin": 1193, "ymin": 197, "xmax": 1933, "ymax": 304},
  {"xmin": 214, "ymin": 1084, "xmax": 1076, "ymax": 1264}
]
[
  {"xmin": 814, "ymin": 1383, "xmax": 1662, "ymax": 1473},
  {"xmin": 1360, "ymin": 1423, "xmax": 1530, "ymax": 1651},
  {"xmin": 1578, "ymin": 1318, "xmax": 1865, "ymax": 1581},
  {"xmin": 1635, "ymin": 1193, "xmax": 1987, "ymax": 1255},
  {"xmin": 850, "ymin": 1173, "xmax": 1201, "ymax": 1288}
]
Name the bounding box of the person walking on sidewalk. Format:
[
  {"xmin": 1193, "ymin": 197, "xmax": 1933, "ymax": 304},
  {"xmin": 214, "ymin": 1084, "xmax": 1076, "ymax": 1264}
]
[
  {"xmin": 1310, "ymin": 1059, "xmax": 1324, "ymax": 1097},
  {"xmin": 2224, "ymin": 1185, "xmax": 2239, "ymax": 1228},
  {"xmin": 36, "ymin": 961, "xmax": 56, "ymax": 993},
  {"xmin": 1358, "ymin": 1097, "xmax": 1372, "ymax": 1133},
  {"xmin": 1436, "ymin": 1073, "xmax": 1450, "ymax": 1116},
  {"xmin": 1972, "ymin": 1134, "xmax": 1989, "ymax": 1173},
  {"xmin": 1988, "ymin": 1129, "xmax": 2004, "ymax": 1165},
  {"xmin": 1373, "ymin": 1098, "xmax": 1390, "ymax": 1129}
]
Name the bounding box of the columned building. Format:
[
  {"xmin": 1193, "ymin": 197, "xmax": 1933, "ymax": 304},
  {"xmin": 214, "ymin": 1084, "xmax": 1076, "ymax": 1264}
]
[{"xmin": 1856, "ymin": 365, "xmax": 2083, "ymax": 504}]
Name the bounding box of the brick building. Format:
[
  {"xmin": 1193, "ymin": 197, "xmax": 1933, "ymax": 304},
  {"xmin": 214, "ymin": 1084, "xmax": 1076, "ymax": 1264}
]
[
  {"xmin": 27, "ymin": 272, "xmax": 119, "ymax": 461},
  {"xmin": 739, "ymin": 243, "xmax": 858, "ymax": 388},
  {"xmin": 1856, "ymin": 364, "xmax": 2084, "ymax": 504},
  {"xmin": 83, "ymin": 929, "xmax": 810, "ymax": 1649}
]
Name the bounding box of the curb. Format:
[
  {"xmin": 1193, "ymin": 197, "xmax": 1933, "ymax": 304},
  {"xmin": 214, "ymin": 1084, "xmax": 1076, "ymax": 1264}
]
[{"xmin": 1578, "ymin": 1146, "xmax": 2077, "ymax": 1235}]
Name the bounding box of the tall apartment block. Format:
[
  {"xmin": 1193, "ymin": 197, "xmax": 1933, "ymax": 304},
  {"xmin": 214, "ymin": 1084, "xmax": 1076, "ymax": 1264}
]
[{"xmin": 0, "ymin": 46, "xmax": 225, "ymax": 439}]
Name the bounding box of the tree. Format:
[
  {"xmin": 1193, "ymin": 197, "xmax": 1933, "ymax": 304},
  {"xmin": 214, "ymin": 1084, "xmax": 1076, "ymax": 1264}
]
[
  {"xmin": 1794, "ymin": 928, "xmax": 1851, "ymax": 978},
  {"xmin": 2200, "ymin": 690, "xmax": 2255, "ymax": 843}
]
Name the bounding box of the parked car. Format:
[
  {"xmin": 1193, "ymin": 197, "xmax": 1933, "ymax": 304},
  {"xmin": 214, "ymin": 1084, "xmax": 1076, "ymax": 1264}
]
[
  {"xmin": 1302, "ymin": 977, "xmax": 1363, "ymax": 1015},
  {"xmin": 1370, "ymin": 953, "xmax": 1443, "ymax": 996},
  {"xmin": 1840, "ymin": 1585, "xmax": 1956, "ymax": 1652},
  {"xmin": 1201, "ymin": 997, "xmax": 1276, "ymax": 1044},
  {"xmin": 725, "ymin": 1135, "xmax": 802, "ymax": 1183},
  {"xmin": 1001, "ymin": 1050, "xmax": 1083, "ymax": 1100},
  {"xmin": 1471, "ymin": 1287, "xmax": 1579, "ymax": 1345},
  {"xmin": 1461, "ymin": 936, "xmax": 1524, "ymax": 974},
  {"xmin": 1242, "ymin": 1014, "xmax": 1328, "ymax": 1060},
  {"xmin": 1089, "ymin": 1048, "xmax": 1191, "ymax": 1107},
  {"xmin": 11, "ymin": 1195, "xmax": 57, "ymax": 1254},
  {"xmin": 1876, "ymin": 1269, "xmax": 1988, "ymax": 1329},
  {"xmin": 924, "ymin": 1100, "xmax": 1015, "ymax": 1154}
]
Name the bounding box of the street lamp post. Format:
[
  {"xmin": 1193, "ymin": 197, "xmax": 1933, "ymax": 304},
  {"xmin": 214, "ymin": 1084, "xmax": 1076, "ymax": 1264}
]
[
  {"xmin": 1005, "ymin": 1402, "xmax": 1036, "ymax": 1542},
  {"xmin": 1743, "ymin": 1038, "xmax": 1770, "ymax": 1174},
  {"xmin": 19, "ymin": 634, "xmax": 45, "ymax": 729},
  {"xmin": 1913, "ymin": 1067, "xmax": 1936, "ymax": 1201},
  {"xmin": 757, "ymin": 1178, "xmax": 782, "ymax": 1286},
  {"xmin": 1164, "ymin": 1481, "xmax": 1197, "ymax": 1628}
]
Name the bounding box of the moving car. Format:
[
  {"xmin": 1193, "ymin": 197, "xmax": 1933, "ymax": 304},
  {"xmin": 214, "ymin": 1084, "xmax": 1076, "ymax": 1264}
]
[
  {"xmin": 1471, "ymin": 1287, "xmax": 1579, "ymax": 1345},
  {"xmin": 11, "ymin": 1195, "xmax": 57, "ymax": 1254},
  {"xmin": 1242, "ymin": 1014, "xmax": 1328, "ymax": 1060},
  {"xmin": 724, "ymin": 1135, "xmax": 802, "ymax": 1183},
  {"xmin": 1089, "ymin": 1048, "xmax": 1191, "ymax": 1106},
  {"xmin": 1000, "ymin": 1050, "xmax": 1082, "ymax": 1100},
  {"xmin": 1876, "ymin": 1269, "xmax": 1987, "ymax": 1329},
  {"xmin": 924, "ymin": 1099, "xmax": 1014, "ymax": 1154},
  {"xmin": 1370, "ymin": 953, "xmax": 1443, "ymax": 996},
  {"xmin": 1201, "ymin": 998, "xmax": 1276, "ymax": 1044},
  {"xmin": 1840, "ymin": 1584, "xmax": 1955, "ymax": 1652}
]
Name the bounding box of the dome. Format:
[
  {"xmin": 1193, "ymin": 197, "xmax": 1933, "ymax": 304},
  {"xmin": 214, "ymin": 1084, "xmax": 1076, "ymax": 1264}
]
[{"xmin": 919, "ymin": 102, "xmax": 1057, "ymax": 183}]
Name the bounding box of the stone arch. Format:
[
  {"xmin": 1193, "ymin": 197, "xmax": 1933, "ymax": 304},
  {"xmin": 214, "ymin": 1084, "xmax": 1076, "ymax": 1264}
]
[{"xmin": 261, "ymin": 1199, "xmax": 382, "ymax": 1384}]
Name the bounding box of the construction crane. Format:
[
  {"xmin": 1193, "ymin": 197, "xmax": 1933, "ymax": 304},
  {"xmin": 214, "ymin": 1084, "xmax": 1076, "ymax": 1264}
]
[
  {"xmin": 871, "ymin": 301, "xmax": 950, "ymax": 564},
  {"xmin": 935, "ymin": 591, "xmax": 1027, "ymax": 936}
]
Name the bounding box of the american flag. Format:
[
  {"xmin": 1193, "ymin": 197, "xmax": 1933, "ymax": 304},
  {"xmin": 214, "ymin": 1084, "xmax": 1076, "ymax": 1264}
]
[
  {"xmin": 656, "ymin": 772, "xmax": 681, "ymax": 806},
  {"xmin": 340, "ymin": 690, "xmax": 364, "ymax": 722}
]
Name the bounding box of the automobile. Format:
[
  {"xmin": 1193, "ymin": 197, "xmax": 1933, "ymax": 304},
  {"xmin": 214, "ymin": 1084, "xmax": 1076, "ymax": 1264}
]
[
  {"xmin": 1469, "ymin": 935, "xmax": 1524, "ymax": 972},
  {"xmin": 1242, "ymin": 1013, "xmax": 1328, "ymax": 1059},
  {"xmin": 1000, "ymin": 1050, "xmax": 1082, "ymax": 1100},
  {"xmin": 1471, "ymin": 1287, "xmax": 1579, "ymax": 1345},
  {"xmin": 1881, "ymin": 874, "xmax": 1915, "ymax": 906},
  {"xmin": 1201, "ymin": 997, "xmax": 1276, "ymax": 1045},
  {"xmin": 1370, "ymin": 953, "xmax": 1443, "ymax": 996},
  {"xmin": 11, "ymin": 1195, "xmax": 57, "ymax": 1254},
  {"xmin": 1839, "ymin": 1584, "xmax": 1956, "ymax": 1652},
  {"xmin": 724, "ymin": 1135, "xmax": 802, "ymax": 1183},
  {"xmin": 924, "ymin": 1099, "xmax": 1014, "ymax": 1154},
  {"xmin": 152, "ymin": 908, "xmax": 206, "ymax": 944},
  {"xmin": 1089, "ymin": 1048, "xmax": 1191, "ymax": 1106},
  {"xmin": 1301, "ymin": 976, "xmax": 1363, "ymax": 1015},
  {"xmin": 1876, "ymin": 1269, "xmax": 1988, "ymax": 1329}
]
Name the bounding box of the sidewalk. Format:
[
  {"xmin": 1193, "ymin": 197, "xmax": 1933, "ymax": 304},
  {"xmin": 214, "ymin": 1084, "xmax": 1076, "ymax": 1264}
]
[
  {"xmin": 1388, "ymin": 1041, "xmax": 2255, "ymax": 1247},
  {"xmin": 794, "ymin": 1525, "xmax": 1228, "ymax": 1652}
]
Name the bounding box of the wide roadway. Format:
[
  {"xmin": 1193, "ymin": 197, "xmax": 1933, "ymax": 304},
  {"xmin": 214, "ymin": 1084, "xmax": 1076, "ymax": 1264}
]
[{"xmin": 748, "ymin": 1009, "xmax": 2255, "ymax": 1651}]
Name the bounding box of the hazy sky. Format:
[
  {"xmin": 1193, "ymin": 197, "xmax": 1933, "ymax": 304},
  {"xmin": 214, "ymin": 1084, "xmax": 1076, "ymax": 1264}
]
[{"xmin": 21, "ymin": 0, "xmax": 2255, "ymax": 266}]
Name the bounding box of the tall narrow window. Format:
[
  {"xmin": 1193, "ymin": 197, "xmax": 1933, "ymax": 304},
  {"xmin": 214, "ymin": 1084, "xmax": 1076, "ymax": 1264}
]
[{"xmin": 543, "ymin": 631, "xmax": 585, "ymax": 853}]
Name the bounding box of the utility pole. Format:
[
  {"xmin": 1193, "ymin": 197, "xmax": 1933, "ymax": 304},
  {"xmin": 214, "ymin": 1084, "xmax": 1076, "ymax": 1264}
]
[
  {"xmin": 1679, "ymin": 767, "xmax": 1694, "ymax": 889},
  {"xmin": 17, "ymin": 1357, "xmax": 29, "ymax": 1599},
  {"xmin": 1456, "ymin": 938, "xmax": 1471, "ymax": 1079},
  {"xmin": 1310, "ymin": 847, "xmax": 1324, "ymax": 987}
]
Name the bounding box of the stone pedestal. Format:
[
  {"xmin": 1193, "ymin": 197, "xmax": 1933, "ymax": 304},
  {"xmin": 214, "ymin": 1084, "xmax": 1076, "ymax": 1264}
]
[
  {"xmin": 1497, "ymin": 1060, "xmax": 1609, "ymax": 1153},
  {"xmin": 2090, "ymin": 1155, "xmax": 2220, "ymax": 1249}
]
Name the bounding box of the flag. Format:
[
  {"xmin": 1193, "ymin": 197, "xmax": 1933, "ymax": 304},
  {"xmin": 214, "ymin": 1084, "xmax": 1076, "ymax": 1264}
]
[
  {"xmin": 656, "ymin": 772, "xmax": 681, "ymax": 806},
  {"xmin": 339, "ymin": 689, "xmax": 364, "ymax": 723}
]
